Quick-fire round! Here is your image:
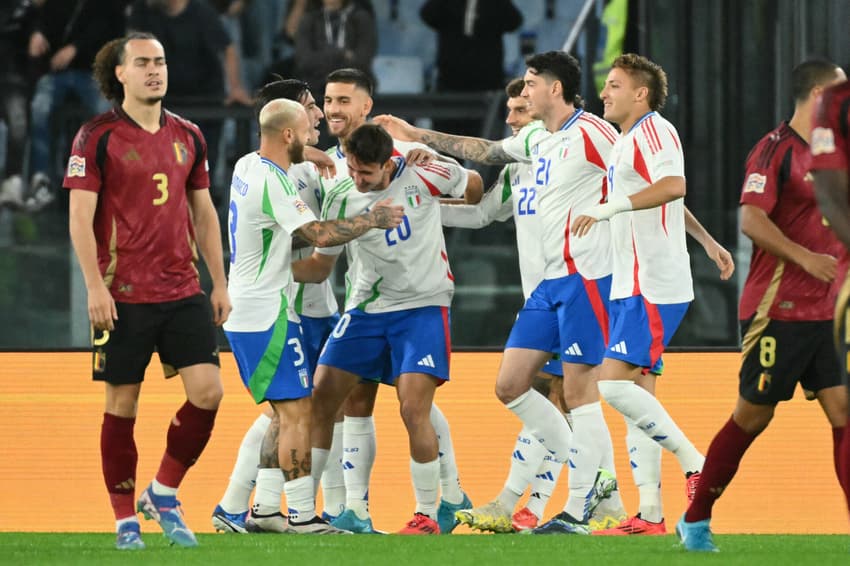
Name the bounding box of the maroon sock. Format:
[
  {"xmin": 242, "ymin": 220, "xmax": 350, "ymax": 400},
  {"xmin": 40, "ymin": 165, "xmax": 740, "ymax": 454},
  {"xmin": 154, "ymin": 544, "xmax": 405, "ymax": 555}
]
[
  {"xmin": 685, "ymin": 417, "xmax": 756, "ymax": 523},
  {"xmin": 842, "ymin": 422, "xmax": 850, "ymax": 515},
  {"xmin": 101, "ymin": 413, "xmax": 138, "ymax": 519},
  {"xmin": 155, "ymin": 401, "xmax": 217, "ymax": 488}
]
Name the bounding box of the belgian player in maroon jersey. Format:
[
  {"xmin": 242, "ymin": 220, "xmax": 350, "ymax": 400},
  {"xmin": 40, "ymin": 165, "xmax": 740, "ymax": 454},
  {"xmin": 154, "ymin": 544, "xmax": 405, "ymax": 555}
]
[
  {"xmin": 64, "ymin": 32, "xmax": 232, "ymax": 550},
  {"xmin": 677, "ymin": 60, "xmax": 848, "ymax": 552},
  {"xmin": 812, "ymin": 61, "xmax": 850, "ymax": 525}
]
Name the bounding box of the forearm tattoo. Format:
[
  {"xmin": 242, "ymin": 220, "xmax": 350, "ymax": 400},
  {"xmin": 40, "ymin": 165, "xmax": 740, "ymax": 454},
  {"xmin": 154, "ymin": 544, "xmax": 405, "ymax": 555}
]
[
  {"xmin": 299, "ymin": 212, "xmax": 385, "ymax": 247},
  {"xmin": 419, "ymin": 131, "xmax": 513, "ymax": 165}
]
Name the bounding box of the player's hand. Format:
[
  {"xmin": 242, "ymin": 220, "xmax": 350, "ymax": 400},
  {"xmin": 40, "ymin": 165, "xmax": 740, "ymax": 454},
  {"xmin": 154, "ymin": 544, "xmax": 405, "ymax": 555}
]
[
  {"xmin": 28, "ymin": 31, "xmax": 49, "ymax": 58},
  {"xmin": 405, "ymin": 148, "xmax": 435, "ymax": 165},
  {"xmin": 50, "ymin": 44, "xmax": 77, "ymax": 71},
  {"xmin": 304, "ymin": 146, "xmax": 337, "ymax": 178},
  {"xmin": 372, "ymin": 114, "xmax": 417, "ymax": 141},
  {"xmin": 369, "ymin": 198, "xmax": 404, "ymax": 229},
  {"xmin": 209, "ymin": 284, "xmax": 232, "ymax": 326},
  {"xmin": 571, "ymin": 215, "xmax": 598, "ymax": 237},
  {"xmin": 88, "ymin": 283, "xmax": 117, "ymax": 331},
  {"xmin": 225, "ymin": 85, "xmax": 253, "ymax": 106},
  {"xmin": 705, "ymin": 242, "xmax": 735, "ymax": 280},
  {"xmin": 801, "ymin": 251, "xmax": 837, "ymax": 283}
]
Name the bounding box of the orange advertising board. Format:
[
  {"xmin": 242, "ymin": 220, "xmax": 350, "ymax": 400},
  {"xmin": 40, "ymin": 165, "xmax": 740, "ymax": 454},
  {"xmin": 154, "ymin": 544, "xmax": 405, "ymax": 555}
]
[{"xmin": 0, "ymin": 351, "xmax": 846, "ymax": 533}]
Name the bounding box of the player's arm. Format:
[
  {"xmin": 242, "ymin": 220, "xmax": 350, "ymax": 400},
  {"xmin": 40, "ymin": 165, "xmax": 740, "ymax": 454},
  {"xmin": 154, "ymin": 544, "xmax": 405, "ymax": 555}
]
[
  {"xmin": 373, "ymin": 114, "xmax": 515, "ymax": 165},
  {"xmin": 440, "ymin": 170, "xmax": 511, "ymax": 228},
  {"xmin": 291, "ymin": 250, "xmax": 339, "ymax": 284},
  {"xmin": 571, "ymin": 176, "xmax": 685, "ymax": 237},
  {"xmin": 188, "ymin": 188, "xmax": 233, "ymax": 325},
  {"xmin": 684, "ymin": 206, "xmax": 734, "ymax": 280},
  {"xmin": 463, "ymin": 169, "xmax": 484, "ymax": 204},
  {"xmin": 294, "ymin": 198, "xmax": 404, "ymax": 248},
  {"xmin": 814, "ymin": 169, "xmax": 850, "ymax": 249},
  {"xmin": 741, "ymin": 203, "xmax": 836, "ymax": 283},
  {"xmin": 304, "ymin": 146, "xmax": 336, "ymax": 178},
  {"xmin": 69, "ymin": 189, "xmax": 117, "ymax": 331}
]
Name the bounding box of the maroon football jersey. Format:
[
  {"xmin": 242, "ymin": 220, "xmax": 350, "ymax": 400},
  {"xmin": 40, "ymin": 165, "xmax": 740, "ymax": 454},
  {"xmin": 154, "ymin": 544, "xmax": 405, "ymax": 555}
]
[
  {"xmin": 739, "ymin": 121, "xmax": 841, "ymax": 321},
  {"xmin": 64, "ymin": 107, "xmax": 210, "ymax": 303},
  {"xmin": 811, "ymin": 81, "xmax": 850, "ymax": 291}
]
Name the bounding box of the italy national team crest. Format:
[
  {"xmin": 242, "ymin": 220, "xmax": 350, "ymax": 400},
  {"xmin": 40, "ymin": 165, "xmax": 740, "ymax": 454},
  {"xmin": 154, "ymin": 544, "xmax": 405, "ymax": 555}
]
[
  {"xmin": 67, "ymin": 155, "xmax": 86, "ymax": 177},
  {"xmin": 173, "ymin": 141, "xmax": 188, "ymax": 164},
  {"xmin": 405, "ymin": 185, "xmax": 421, "ymax": 208}
]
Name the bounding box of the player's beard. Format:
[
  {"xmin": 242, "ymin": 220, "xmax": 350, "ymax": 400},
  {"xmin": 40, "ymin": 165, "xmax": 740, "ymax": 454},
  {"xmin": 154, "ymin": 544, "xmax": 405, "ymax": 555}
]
[
  {"xmin": 289, "ymin": 139, "xmax": 305, "ymax": 164},
  {"xmin": 143, "ymin": 95, "xmax": 164, "ymax": 105}
]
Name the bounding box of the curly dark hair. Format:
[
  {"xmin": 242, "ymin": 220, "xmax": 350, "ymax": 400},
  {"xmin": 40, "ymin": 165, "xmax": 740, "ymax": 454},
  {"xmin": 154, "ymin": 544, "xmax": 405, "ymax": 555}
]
[
  {"xmin": 92, "ymin": 32, "xmax": 158, "ymax": 103},
  {"xmin": 611, "ymin": 53, "xmax": 668, "ymax": 111},
  {"xmin": 524, "ymin": 51, "xmax": 583, "ymax": 107},
  {"xmin": 344, "ymin": 123, "xmax": 393, "ymax": 165}
]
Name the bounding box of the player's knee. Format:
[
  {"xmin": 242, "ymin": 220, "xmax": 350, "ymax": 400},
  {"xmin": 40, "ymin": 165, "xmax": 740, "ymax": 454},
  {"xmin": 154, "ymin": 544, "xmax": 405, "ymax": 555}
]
[
  {"xmin": 495, "ymin": 377, "xmax": 525, "ymax": 404},
  {"xmin": 191, "ymin": 381, "xmax": 223, "ymax": 409},
  {"xmin": 399, "ymin": 399, "xmax": 429, "ymax": 430}
]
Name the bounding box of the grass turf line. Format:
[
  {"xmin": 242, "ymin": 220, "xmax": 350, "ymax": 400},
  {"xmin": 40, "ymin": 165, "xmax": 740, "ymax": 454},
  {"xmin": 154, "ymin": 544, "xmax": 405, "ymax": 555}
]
[{"xmin": 2, "ymin": 533, "xmax": 848, "ymax": 565}]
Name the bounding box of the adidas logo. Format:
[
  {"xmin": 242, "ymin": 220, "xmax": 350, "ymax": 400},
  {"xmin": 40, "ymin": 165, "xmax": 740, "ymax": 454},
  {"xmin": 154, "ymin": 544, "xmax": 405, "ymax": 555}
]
[
  {"xmin": 565, "ymin": 342, "xmax": 583, "ymax": 356},
  {"xmin": 512, "ymin": 450, "xmax": 526, "ymax": 462},
  {"xmin": 535, "ymin": 471, "xmax": 555, "ymax": 481},
  {"xmin": 122, "ymin": 148, "xmax": 141, "ymax": 161},
  {"xmin": 417, "ymin": 354, "xmax": 436, "ymax": 368},
  {"xmin": 343, "ymin": 461, "xmax": 355, "ymax": 470},
  {"xmin": 610, "ymin": 340, "xmax": 628, "ymax": 354}
]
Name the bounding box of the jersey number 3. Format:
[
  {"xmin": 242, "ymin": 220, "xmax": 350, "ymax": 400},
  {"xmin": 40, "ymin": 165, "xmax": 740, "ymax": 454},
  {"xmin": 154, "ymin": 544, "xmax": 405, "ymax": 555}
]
[{"xmin": 152, "ymin": 173, "xmax": 169, "ymax": 206}]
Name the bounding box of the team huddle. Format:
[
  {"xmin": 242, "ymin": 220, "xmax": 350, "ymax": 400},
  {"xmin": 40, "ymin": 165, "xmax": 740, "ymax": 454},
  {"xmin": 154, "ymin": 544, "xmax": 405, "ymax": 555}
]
[{"xmin": 64, "ymin": 32, "xmax": 850, "ymax": 552}]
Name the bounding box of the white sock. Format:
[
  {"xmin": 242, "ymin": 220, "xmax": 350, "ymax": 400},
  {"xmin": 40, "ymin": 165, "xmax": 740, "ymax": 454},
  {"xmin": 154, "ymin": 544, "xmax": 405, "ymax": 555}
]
[
  {"xmin": 343, "ymin": 415, "xmax": 376, "ymax": 519},
  {"xmin": 310, "ymin": 447, "xmax": 329, "ymax": 500},
  {"xmin": 219, "ymin": 413, "xmax": 269, "ymax": 513},
  {"xmin": 151, "ymin": 479, "xmax": 177, "ymax": 497},
  {"xmin": 321, "ymin": 421, "xmax": 346, "ymax": 517},
  {"xmin": 506, "ymin": 389, "xmax": 572, "ymax": 464},
  {"xmin": 284, "ymin": 476, "xmax": 315, "ymax": 523},
  {"xmin": 526, "ymin": 453, "xmax": 563, "ymax": 519},
  {"xmin": 563, "ymin": 402, "xmax": 606, "ymax": 521},
  {"xmin": 599, "ymin": 380, "xmax": 704, "ymax": 474},
  {"xmin": 430, "ymin": 403, "xmax": 463, "ymax": 504},
  {"xmin": 410, "ymin": 457, "xmax": 440, "ymax": 520},
  {"xmin": 626, "ymin": 416, "xmax": 663, "ymax": 522},
  {"xmin": 252, "ymin": 467, "xmax": 284, "ymax": 515},
  {"xmin": 499, "ymin": 426, "xmax": 547, "ymax": 509}
]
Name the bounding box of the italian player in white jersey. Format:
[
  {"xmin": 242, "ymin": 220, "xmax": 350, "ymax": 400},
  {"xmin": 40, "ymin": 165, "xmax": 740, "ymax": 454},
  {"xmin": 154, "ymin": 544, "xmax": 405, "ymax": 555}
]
[
  {"xmin": 293, "ymin": 123, "xmax": 476, "ymax": 534},
  {"xmin": 439, "ymin": 77, "xmax": 570, "ymax": 532},
  {"xmin": 223, "ymin": 99, "xmax": 403, "ymax": 534},
  {"xmin": 303, "ymin": 69, "xmax": 475, "ymax": 535},
  {"xmin": 212, "ymin": 79, "xmax": 344, "ymax": 534},
  {"xmin": 572, "ymin": 54, "xmax": 709, "ymax": 528},
  {"xmin": 377, "ymin": 51, "xmax": 626, "ymax": 535}
]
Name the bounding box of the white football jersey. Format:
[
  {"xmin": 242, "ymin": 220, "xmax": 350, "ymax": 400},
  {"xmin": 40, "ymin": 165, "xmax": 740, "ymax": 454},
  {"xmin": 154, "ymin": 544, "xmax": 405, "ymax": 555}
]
[
  {"xmin": 440, "ymin": 162, "xmax": 544, "ymax": 299},
  {"xmin": 287, "ymin": 161, "xmax": 339, "ymax": 318},
  {"xmin": 224, "ymin": 152, "xmax": 318, "ymax": 332},
  {"xmin": 606, "ymin": 112, "xmax": 693, "ymax": 303},
  {"xmin": 501, "ymin": 111, "xmax": 616, "ymax": 280},
  {"xmin": 318, "ymin": 159, "xmax": 468, "ymax": 312}
]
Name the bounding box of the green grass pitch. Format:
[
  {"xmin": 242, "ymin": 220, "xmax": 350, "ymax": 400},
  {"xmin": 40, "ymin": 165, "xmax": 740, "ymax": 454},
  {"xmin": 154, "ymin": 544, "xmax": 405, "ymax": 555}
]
[{"xmin": 2, "ymin": 533, "xmax": 847, "ymax": 565}]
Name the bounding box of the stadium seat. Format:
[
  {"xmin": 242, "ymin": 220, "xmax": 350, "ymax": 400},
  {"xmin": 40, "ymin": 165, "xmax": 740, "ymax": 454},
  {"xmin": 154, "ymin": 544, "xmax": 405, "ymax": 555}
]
[{"xmin": 372, "ymin": 55, "xmax": 425, "ymax": 94}]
